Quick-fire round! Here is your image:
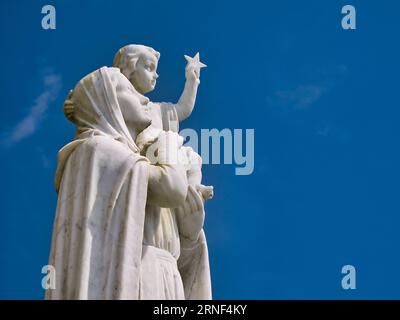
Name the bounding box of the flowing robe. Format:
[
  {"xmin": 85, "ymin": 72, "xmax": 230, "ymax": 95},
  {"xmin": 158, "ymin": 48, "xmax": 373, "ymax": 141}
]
[
  {"xmin": 137, "ymin": 100, "xmax": 212, "ymax": 300},
  {"xmin": 46, "ymin": 66, "xmax": 211, "ymax": 300}
]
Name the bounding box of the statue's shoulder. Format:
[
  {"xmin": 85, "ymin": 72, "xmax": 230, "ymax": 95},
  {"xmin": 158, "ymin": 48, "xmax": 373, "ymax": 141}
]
[
  {"xmin": 106, "ymin": 66, "xmax": 124, "ymax": 77},
  {"xmin": 79, "ymin": 135, "xmax": 134, "ymax": 160},
  {"xmin": 101, "ymin": 66, "xmax": 127, "ymax": 82}
]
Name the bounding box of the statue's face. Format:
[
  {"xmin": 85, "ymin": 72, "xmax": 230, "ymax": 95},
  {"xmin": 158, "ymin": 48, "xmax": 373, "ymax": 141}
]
[
  {"xmin": 128, "ymin": 52, "xmax": 159, "ymax": 94},
  {"xmin": 116, "ymin": 75, "xmax": 152, "ymax": 132}
]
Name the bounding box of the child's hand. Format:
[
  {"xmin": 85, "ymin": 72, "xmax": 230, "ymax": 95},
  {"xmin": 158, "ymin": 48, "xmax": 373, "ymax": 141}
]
[
  {"xmin": 185, "ymin": 65, "xmax": 200, "ymax": 84},
  {"xmin": 196, "ymin": 184, "xmax": 214, "ymax": 201},
  {"xmin": 184, "ymin": 53, "xmax": 206, "ymax": 85}
]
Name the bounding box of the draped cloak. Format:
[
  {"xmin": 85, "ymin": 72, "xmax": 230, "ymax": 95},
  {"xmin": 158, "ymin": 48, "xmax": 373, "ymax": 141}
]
[
  {"xmin": 137, "ymin": 86, "xmax": 212, "ymax": 300},
  {"xmin": 46, "ymin": 66, "xmax": 211, "ymax": 300}
]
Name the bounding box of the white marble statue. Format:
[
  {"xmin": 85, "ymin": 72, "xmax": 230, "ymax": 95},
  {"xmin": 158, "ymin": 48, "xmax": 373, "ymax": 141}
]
[
  {"xmin": 111, "ymin": 45, "xmax": 213, "ymax": 299},
  {"xmin": 46, "ymin": 45, "xmax": 213, "ymax": 300},
  {"xmin": 113, "ymin": 44, "xmax": 213, "ymax": 199}
]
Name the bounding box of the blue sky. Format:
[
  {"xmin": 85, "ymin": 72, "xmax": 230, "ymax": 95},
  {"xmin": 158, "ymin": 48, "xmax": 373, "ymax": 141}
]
[{"xmin": 1, "ymin": 0, "xmax": 400, "ymax": 299}]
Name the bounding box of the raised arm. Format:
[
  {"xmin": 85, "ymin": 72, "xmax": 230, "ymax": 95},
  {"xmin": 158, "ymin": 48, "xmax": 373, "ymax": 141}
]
[
  {"xmin": 174, "ymin": 75, "xmax": 200, "ymax": 122},
  {"xmin": 174, "ymin": 53, "xmax": 206, "ymax": 122}
]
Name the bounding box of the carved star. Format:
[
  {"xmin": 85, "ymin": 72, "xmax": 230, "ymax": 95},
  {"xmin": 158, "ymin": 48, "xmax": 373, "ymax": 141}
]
[{"xmin": 184, "ymin": 52, "xmax": 207, "ymax": 77}]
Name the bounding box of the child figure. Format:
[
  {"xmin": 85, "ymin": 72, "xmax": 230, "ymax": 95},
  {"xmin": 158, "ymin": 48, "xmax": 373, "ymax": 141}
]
[{"xmin": 113, "ymin": 44, "xmax": 213, "ymax": 200}]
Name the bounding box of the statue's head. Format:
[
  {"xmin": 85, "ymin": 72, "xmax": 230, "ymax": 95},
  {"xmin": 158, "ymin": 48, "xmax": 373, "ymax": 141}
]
[
  {"xmin": 113, "ymin": 44, "xmax": 160, "ymax": 94},
  {"xmin": 64, "ymin": 67, "xmax": 151, "ymax": 153}
]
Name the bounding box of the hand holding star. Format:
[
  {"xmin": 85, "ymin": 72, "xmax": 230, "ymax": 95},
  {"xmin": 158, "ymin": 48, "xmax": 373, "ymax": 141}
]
[{"xmin": 184, "ymin": 52, "xmax": 206, "ymax": 83}]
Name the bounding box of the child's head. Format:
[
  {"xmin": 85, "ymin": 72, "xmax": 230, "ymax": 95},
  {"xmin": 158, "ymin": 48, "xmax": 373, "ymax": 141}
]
[{"xmin": 113, "ymin": 44, "xmax": 160, "ymax": 94}]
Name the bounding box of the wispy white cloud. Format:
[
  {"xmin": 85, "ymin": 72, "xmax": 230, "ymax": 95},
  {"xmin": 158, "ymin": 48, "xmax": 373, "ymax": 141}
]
[
  {"xmin": 4, "ymin": 70, "xmax": 62, "ymax": 145},
  {"xmin": 271, "ymin": 84, "xmax": 325, "ymax": 110},
  {"xmin": 266, "ymin": 65, "xmax": 348, "ymax": 111}
]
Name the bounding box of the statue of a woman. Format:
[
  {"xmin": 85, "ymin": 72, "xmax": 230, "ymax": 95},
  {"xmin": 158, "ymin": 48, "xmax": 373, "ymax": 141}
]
[
  {"xmin": 46, "ymin": 65, "xmax": 211, "ymax": 299},
  {"xmin": 113, "ymin": 45, "xmax": 213, "ymax": 299}
]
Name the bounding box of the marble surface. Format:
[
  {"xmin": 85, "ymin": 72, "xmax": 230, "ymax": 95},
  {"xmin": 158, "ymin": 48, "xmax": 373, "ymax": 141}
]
[{"xmin": 46, "ymin": 45, "xmax": 212, "ymax": 299}]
